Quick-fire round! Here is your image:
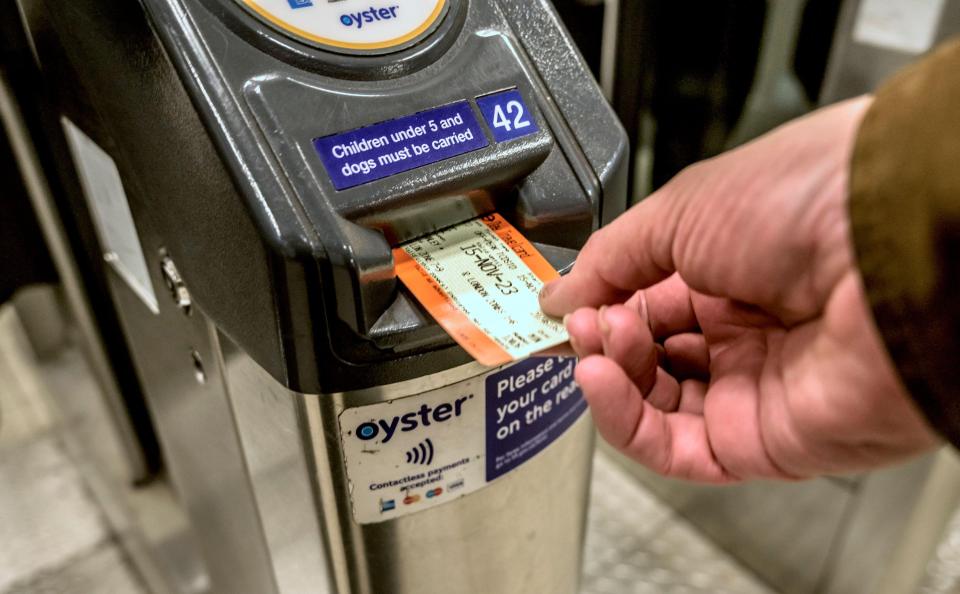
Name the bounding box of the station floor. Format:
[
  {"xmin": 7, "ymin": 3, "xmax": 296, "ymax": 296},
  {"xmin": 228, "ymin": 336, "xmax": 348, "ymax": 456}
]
[{"xmin": 1, "ymin": 304, "xmax": 959, "ymax": 594}]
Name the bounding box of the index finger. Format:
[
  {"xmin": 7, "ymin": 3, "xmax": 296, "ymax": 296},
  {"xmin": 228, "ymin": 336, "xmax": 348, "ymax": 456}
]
[
  {"xmin": 539, "ymin": 192, "xmax": 683, "ymax": 317},
  {"xmin": 575, "ymin": 355, "xmax": 735, "ymax": 483}
]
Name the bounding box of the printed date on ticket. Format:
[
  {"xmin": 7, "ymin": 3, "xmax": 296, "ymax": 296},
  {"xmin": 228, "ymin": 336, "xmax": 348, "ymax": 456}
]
[{"xmin": 393, "ymin": 213, "xmax": 568, "ymax": 366}]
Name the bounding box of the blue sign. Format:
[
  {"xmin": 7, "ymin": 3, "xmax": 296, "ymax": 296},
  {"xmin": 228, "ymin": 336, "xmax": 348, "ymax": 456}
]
[
  {"xmin": 313, "ymin": 101, "xmax": 489, "ymax": 190},
  {"xmin": 476, "ymin": 89, "xmax": 539, "ymax": 143},
  {"xmin": 485, "ymin": 357, "xmax": 586, "ymax": 481},
  {"xmin": 287, "ymin": 0, "xmax": 313, "ymax": 8}
]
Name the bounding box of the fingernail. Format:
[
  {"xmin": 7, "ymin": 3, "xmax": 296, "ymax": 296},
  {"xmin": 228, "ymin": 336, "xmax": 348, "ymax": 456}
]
[
  {"xmin": 598, "ymin": 306, "xmax": 613, "ymax": 354},
  {"xmin": 569, "ymin": 334, "xmax": 582, "ymax": 356},
  {"xmin": 655, "ymin": 344, "xmax": 667, "ymax": 369},
  {"xmin": 564, "ymin": 314, "xmax": 582, "ymax": 356},
  {"xmin": 597, "ymin": 306, "xmax": 610, "ymax": 337},
  {"xmin": 638, "ymin": 291, "xmax": 654, "ymax": 335},
  {"xmin": 539, "ymin": 281, "xmax": 555, "ymax": 302}
]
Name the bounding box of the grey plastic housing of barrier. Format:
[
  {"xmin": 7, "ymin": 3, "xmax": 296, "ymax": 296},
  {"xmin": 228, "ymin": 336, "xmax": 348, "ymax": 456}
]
[{"xmin": 45, "ymin": 0, "xmax": 629, "ymax": 393}]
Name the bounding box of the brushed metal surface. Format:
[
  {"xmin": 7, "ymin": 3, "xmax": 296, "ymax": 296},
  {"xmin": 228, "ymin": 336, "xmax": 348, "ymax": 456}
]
[
  {"xmin": 317, "ymin": 371, "xmax": 593, "ymax": 594},
  {"xmin": 126, "ymin": 312, "xmax": 278, "ymax": 594},
  {"xmin": 219, "ymin": 335, "xmax": 335, "ymax": 594},
  {"xmin": 821, "ymin": 0, "xmax": 960, "ymax": 103},
  {"xmin": 221, "ymin": 342, "xmax": 595, "ymax": 594},
  {"xmin": 822, "ymin": 450, "xmax": 960, "ymax": 594}
]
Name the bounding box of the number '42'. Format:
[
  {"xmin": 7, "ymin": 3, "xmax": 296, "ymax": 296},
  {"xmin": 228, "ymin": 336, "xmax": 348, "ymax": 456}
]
[{"xmin": 491, "ymin": 100, "xmax": 531, "ymax": 132}]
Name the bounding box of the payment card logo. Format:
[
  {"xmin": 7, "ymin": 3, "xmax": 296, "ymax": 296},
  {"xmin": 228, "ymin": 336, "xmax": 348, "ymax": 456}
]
[
  {"xmin": 287, "ymin": 0, "xmax": 312, "ymax": 8},
  {"xmin": 380, "ymin": 499, "xmax": 396, "ymax": 513}
]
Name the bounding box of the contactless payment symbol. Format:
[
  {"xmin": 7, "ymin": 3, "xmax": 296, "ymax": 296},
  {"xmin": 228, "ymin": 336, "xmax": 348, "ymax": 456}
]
[
  {"xmin": 476, "ymin": 89, "xmax": 539, "ymax": 143},
  {"xmin": 405, "ymin": 438, "xmax": 435, "ymax": 465}
]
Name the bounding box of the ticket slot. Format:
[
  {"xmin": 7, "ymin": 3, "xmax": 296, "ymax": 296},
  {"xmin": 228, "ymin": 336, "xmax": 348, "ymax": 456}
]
[
  {"xmin": 240, "ymin": 32, "xmax": 605, "ymax": 367},
  {"xmin": 368, "ymin": 241, "xmax": 578, "ymax": 353}
]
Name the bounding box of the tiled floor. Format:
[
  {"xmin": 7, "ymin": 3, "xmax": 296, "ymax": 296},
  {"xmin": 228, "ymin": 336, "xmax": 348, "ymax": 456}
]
[
  {"xmin": 0, "ymin": 438, "xmax": 116, "ymax": 592},
  {"xmin": 2, "ymin": 302, "xmax": 960, "ymax": 594},
  {"xmin": 582, "ymin": 456, "xmax": 772, "ymax": 594},
  {"xmin": 0, "ymin": 307, "xmax": 147, "ymax": 594}
]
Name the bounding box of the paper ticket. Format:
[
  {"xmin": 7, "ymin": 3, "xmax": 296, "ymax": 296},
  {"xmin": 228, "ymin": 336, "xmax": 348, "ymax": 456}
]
[{"xmin": 393, "ymin": 213, "xmax": 567, "ymax": 366}]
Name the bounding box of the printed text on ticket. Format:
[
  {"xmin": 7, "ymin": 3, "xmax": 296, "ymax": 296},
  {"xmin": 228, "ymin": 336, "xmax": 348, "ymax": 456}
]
[{"xmin": 393, "ymin": 213, "xmax": 568, "ymax": 366}]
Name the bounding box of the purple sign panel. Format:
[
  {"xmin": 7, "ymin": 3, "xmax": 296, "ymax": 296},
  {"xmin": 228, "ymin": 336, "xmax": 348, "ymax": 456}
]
[
  {"xmin": 313, "ymin": 101, "xmax": 488, "ymax": 190},
  {"xmin": 485, "ymin": 356, "xmax": 587, "ymax": 482}
]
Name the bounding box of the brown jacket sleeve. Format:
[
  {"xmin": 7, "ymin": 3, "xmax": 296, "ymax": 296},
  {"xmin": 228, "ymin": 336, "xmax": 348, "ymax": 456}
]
[{"xmin": 850, "ymin": 39, "xmax": 960, "ymax": 445}]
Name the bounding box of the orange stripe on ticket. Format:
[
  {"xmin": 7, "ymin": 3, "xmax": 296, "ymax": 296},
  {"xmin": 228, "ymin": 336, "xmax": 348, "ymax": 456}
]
[
  {"xmin": 393, "ymin": 213, "xmax": 560, "ymax": 366},
  {"xmin": 479, "ymin": 213, "xmax": 560, "ymax": 284},
  {"xmin": 393, "ymin": 247, "xmax": 513, "ymax": 366}
]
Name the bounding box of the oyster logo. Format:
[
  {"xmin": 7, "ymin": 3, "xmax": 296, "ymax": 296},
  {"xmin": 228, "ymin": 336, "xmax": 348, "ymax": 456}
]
[
  {"xmin": 240, "ymin": 0, "xmax": 446, "ymax": 53},
  {"xmin": 355, "ymin": 395, "xmax": 472, "ymax": 443},
  {"xmin": 339, "ymin": 6, "xmax": 401, "ymax": 29}
]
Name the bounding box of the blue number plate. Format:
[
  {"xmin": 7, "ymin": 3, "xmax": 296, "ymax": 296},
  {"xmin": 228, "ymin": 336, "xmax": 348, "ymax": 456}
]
[{"xmin": 476, "ymin": 89, "xmax": 539, "ymax": 143}]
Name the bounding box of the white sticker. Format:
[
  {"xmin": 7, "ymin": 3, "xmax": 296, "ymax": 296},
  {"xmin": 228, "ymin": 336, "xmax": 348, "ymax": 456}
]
[
  {"xmin": 853, "ymin": 0, "xmax": 945, "ymax": 55},
  {"xmin": 62, "ymin": 118, "xmax": 158, "ymax": 313},
  {"xmin": 236, "ymin": 0, "xmax": 447, "ymax": 53},
  {"xmin": 339, "ymin": 356, "xmax": 586, "ymax": 524}
]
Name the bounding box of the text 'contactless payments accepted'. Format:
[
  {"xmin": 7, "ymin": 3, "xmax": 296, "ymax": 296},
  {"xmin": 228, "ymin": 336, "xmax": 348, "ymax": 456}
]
[
  {"xmin": 339, "ymin": 356, "xmax": 586, "ymax": 524},
  {"xmin": 394, "ymin": 213, "xmax": 568, "ymax": 366}
]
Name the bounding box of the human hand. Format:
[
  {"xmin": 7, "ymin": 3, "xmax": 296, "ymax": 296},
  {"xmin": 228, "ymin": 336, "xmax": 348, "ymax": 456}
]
[{"xmin": 540, "ymin": 97, "xmax": 938, "ymax": 482}]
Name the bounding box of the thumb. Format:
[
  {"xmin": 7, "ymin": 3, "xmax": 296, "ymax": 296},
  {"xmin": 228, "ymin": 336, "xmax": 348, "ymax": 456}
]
[{"xmin": 540, "ymin": 186, "xmax": 686, "ymax": 316}]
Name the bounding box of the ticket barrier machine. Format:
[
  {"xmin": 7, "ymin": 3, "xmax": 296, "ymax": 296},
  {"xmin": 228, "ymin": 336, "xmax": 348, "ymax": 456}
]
[{"xmin": 6, "ymin": 0, "xmax": 627, "ymax": 592}]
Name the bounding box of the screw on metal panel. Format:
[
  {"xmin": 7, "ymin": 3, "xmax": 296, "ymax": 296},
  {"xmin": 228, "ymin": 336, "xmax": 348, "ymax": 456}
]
[
  {"xmin": 190, "ymin": 349, "xmax": 206, "ymax": 384},
  {"xmin": 159, "ymin": 253, "xmax": 191, "ymax": 315}
]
